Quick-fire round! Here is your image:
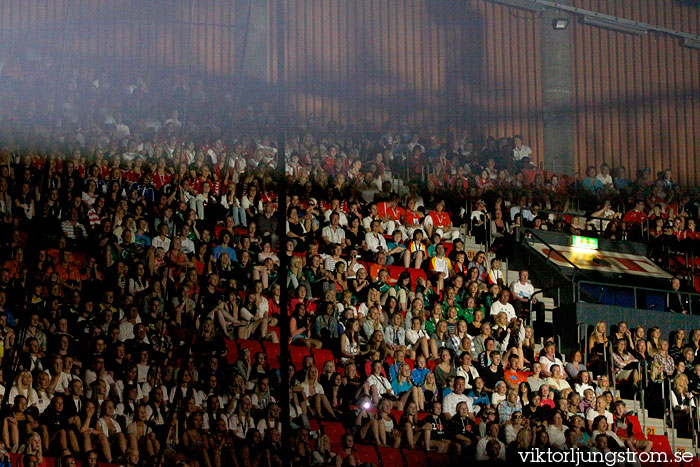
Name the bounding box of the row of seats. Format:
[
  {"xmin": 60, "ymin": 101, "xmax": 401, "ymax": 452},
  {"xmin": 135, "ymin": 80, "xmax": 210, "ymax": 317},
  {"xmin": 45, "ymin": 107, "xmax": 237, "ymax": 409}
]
[
  {"xmin": 226, "ymin": 336, "xmax": 336, "ymax": 374},
  {"xmin": 307, "ymin": 419, "xmax": 435, "ymax": 467},
  {"xmin": 6, "ymin": 453, "xmax": 117, "ymax": 467}
]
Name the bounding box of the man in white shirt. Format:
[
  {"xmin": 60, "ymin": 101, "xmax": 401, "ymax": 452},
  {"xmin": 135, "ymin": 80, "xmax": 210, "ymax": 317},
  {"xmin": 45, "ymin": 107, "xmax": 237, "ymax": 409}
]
[
  {"xmin": 363, "ymin": 203, "xmax": 394, "ymax": 234},
  {"xmin": 489, "ymin": 290, "xmax": 517, "ymax": 322},
  {"xmin": 365, "ymin": 220, "xmax": 388, "ymax": 255},
  {"xmin": 346, "ymin": 250, "xmax": 365, "ymax": 279},
  {"xmin": 539, "ymin": 342, "xmax": 564, "ymax": 377},
  {"xmin": 476, "ymin": 422, "xmax": 507, "ymax": 461},
  {"xmin": 586, "ymin": 396, "xmax": 614, "ymax": 429},
  {"xmin": 512, "ymin": 135, "xmax": 532, "ymax": 161},
  {"xmin": 596, "ymin": 163, "xmax": 614, "ymax": 188},
  {"xmin": 509, "ymin": 195, "xmax": 534, "ymax": 223},
  {"xmin": 442, "ymin": 377, "xmax": 474, "ymax": 420},
  {"xmin": 152, "ymin": 223, "xmax": 171, "ymax": 252},
  {"xmin": 323, "ymin": 199, "xmax": 349, "ymax": 226},
  {"xmin": 179, "ymin": 225, "xmax": 195, "ymax": 255},
  {"xmin": 510, "ymin": 270, "xmax": 535, "ymax": 302},
  {"xmin": 322, "ymin": 212, "xmax": 346, "ymax": 247}
]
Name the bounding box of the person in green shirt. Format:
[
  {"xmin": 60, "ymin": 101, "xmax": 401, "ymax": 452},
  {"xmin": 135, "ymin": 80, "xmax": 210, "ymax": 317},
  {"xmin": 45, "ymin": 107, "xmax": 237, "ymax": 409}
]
[
  {"xmin": 484, "ymin": 283, "xmax": 501, "ymax": 308},
  {"xmin": 441, "ymin": 286, "xmax": 465, "ymax": 316},
  {"xmin": 416, "ymin": 276, "xmax": 438, "ymax": 308},
  {"xmin": 426, "ymin": 232, "xmax": 443, "ymax": 258},
  {"xmin": 462, "ymin": 296, "xmax": 485, "ymax": 323},
  {"xmin": 424, "ymin": 304, "xmax": 444, "ymax": 336},
  {"xmin": 375, "ymin": 269, "xmax": 392, "ymax": 296}
]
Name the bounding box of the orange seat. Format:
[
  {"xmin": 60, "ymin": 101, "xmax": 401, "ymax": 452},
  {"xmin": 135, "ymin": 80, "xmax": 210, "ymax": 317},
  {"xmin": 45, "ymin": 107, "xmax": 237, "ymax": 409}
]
[
  {"xmin": 443, "ymin": 242, "xmax": 453, "ymax": 256},
  {"xmin": 407, "ymin": 267, "xmax": 427, "ymax": 284},
  {"xmin": 426, "ymin": 452, "xmax": 452, "ymax": 466}
]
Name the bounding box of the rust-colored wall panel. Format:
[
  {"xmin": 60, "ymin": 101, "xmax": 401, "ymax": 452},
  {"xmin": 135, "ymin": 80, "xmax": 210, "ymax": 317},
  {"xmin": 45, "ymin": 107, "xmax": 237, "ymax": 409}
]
[
  {"xmin": 272, "ymin": 0, "xmax": 543, "ymax": 163},
  {"xmin": 571, "ymin": 0, "xmax": 700, "ymax": 186},
  {"xmin": 0, "ymin": 0, "xmax": 240, "ymax": 79},
  {"xmin": 3, "ymin": 0, "xmax": 700, "ymax": 184}
]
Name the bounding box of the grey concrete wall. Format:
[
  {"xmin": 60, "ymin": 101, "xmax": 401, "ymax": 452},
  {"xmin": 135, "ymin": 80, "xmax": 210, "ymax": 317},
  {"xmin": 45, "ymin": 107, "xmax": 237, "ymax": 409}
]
[{"xmin": 541, "ymin": 4, "xmax": 575, "ymax": 176}]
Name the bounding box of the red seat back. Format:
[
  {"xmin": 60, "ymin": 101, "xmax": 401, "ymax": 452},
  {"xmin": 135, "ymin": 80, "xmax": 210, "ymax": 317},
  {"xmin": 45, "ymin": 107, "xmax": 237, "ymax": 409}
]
[
  {"xmin": 263, "ymin": 342, "xmax": 281, "ymax": 369},
  {"xmin": 354, "ymin": 444, "xmax": 380, "ymax": 466},
  {"xmin": 239, "ymin": 339, "xmax": 263, "ymax": 356},
  {"xmin": 378, "ymin": 446, "xmax": 404, "ymax": 467},
  {"xmin": 225, "ymin": 339, "xmax": 239, "ymax": 364},
  {"xmin": 403, "ymin": 449, "xmax": 429, "ymax": 467}
]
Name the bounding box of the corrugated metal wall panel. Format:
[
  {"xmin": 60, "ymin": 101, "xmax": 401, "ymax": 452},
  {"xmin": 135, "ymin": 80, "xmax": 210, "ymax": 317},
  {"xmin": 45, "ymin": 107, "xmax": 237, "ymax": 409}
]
[
  {"xmin": 3, "ymin": 0, "xmax": 700, "ymax": 183},
  {"xmin": 272, "ymin": 0, "xmax": 542, "ymax": 163},
  {"xmin": 571, "ymin": 0, "xmax": 700, "ymax": 186},
  {"xmin": 0, "ymin": 0, "xmax": 239, "ymax": 79}
]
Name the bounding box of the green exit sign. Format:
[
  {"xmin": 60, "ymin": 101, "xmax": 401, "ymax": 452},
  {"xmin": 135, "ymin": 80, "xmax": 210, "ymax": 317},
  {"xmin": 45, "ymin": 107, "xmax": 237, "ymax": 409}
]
[{"xmin": 572, "ymin": 235, "xmax": 599, "ymax": 250}]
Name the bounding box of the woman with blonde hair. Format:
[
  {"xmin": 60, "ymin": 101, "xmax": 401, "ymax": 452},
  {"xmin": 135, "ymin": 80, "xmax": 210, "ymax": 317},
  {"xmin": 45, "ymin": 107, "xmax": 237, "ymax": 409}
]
[
  {"xmin": 521, "ymin": 325, "xmax": 536, "ymax": 366},
  {"xmin": 9, "ymin": 371, "xmax": 38, "ymax": 407},
  {"xmin": 653, "ymin": 339, "xmax": 675, "ymax": 377},
  {"xmin": 287, "ymin": 255, "xmax": 307, "ymax": 291},
  {"xmin": 422, "ymin": 372, "xmax": 438, "ymax": 404},
  {"xmin": 493, "ymin": 312, "xmax": 509, "ymax": 333},
  {"xmin": 301, "ymin": 367, "xmax": 338, "ymax": 419},
  {"xmin": 392, "ymin": 363, "xmax": 425, "ymax": 411},
  {"xmin": 18, "ymin": 432, "xmax": 43, "ymax": 465},
  {"xmin": 671, "ymin": 373, "xmax": 695, "ymax": 437},
  {"xmin": 588, "ymin": 321, "xmax": 609, "ymax": 376},
  {"xmin": 312, "ymin": 433, "xmax": 337, "ymax": 465}
]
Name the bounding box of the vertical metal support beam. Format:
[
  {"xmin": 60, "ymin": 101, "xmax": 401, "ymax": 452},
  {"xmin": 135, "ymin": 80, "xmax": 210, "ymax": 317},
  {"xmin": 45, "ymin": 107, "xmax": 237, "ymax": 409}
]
[
  {"xmin": 244, "ymin": 0, "xmax": 269, "ymax": 82},
  {"xmin": 540, "ymin": 4, "xmax": 575, "ymax": 176},
  {"xmin": 275, "ymin": 2, "xmax": 291, "ymax": 467}
]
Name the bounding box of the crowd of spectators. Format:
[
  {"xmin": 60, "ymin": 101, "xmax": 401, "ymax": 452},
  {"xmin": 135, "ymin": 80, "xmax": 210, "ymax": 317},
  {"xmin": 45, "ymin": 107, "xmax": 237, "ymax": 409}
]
[{"xmin": 1, "ymin": 56, "xmax": 700, "ymax": 467}]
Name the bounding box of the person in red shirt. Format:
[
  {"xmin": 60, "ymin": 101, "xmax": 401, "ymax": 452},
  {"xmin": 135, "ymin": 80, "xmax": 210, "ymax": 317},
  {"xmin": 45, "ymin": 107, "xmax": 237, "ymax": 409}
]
[
  {"xmin": 622, "ymin": 200, "xmax": 648, "ymax": 224},
  {"xmin": 377, "ymin": 196, "xmax": 406, "ymax": 239},
  {"xmin": 403, "ymin": 197, "xmax": 426, "ymax": 240},
  {"xmin": 622, "ymin": 200, "xmax": 648, "ymax": 242},
  {"xmin": 504, "ymin": 353, "xmax": 529, "ymax": 391},
  {"xmin": 435, "ymin": 147, "xmax": 452, "ymax": 175},
  {"xmin": 152, "ymin": 157, "xmax": 173, "ymax": 191},
  {"xmin": 425, "ymin": 200, "xmax": 459, "ymax": 241},
  {"xmin": 679, "ymin": 218, "xmax": 700, "ymax": 241},
  {"xmin": 449, "ymin": 166, "xmax": 470, "ymax": 195}
]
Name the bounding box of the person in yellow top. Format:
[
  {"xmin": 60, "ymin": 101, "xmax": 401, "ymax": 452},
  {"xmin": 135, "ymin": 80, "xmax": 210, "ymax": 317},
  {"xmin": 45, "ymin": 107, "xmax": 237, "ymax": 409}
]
[
  {"xmin": 406, "ymin": 230, "xmax": 428, "ymax": 269},
  {"xmin": 429, "ymin": 244, "xmax": 452, "ymax": 292}
]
